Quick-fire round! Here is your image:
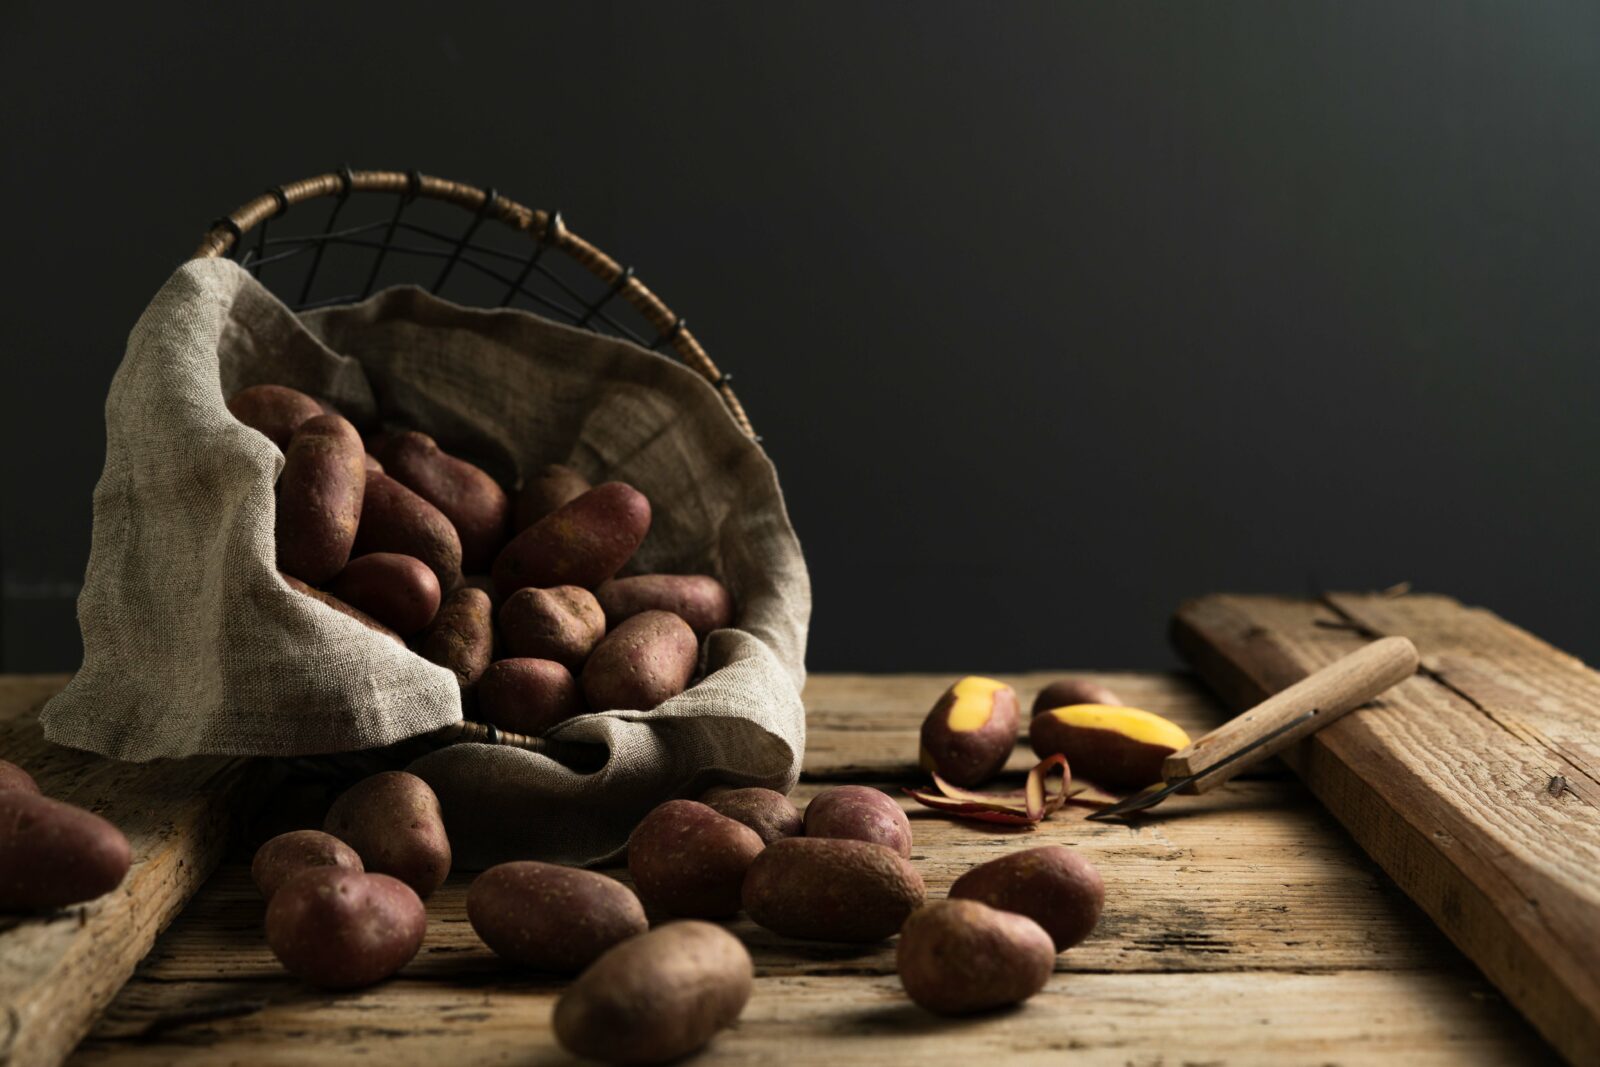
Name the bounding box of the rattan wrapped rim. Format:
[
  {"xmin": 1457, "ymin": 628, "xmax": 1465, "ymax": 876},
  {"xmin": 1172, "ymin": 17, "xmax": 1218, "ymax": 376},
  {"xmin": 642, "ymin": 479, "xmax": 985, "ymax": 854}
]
[{"xmin": 192, "ymin": 168, "xmax": 754, "ymax": 437}]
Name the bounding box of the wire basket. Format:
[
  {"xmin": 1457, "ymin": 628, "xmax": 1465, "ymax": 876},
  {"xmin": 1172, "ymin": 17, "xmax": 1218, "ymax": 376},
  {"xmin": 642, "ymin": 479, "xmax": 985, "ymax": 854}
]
[{"xmin": 194, "ymin": 167, "xmax": 756, "ymax": 753}]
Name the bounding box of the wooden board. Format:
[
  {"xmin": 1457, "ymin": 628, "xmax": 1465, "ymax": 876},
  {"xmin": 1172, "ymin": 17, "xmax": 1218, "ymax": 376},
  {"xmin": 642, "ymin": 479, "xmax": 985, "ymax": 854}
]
[
  {"xmin": 1173, "ymin": 593, "xmax": 1600, "ymax": 1066},
  {"xmin": 0, "ymin": 676, "xmax": 266, "ymax": 1067},
  {"xmin": 64, "ymin": 670, "xmax": 1552, "ymax": 1066}
]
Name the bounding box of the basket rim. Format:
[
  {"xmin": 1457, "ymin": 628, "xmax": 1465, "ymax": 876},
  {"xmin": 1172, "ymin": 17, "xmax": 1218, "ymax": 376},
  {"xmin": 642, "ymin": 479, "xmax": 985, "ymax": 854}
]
[{"xmin": 192, "ymin": 167, "xmax": 754, "ymax": 438}]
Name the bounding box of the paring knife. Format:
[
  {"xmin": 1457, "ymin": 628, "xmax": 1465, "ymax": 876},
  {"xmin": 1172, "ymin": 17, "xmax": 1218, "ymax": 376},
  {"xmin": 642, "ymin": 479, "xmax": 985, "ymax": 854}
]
[{"xmin": 1085, "ymin": 635, "xmax": 1420, "ymax": 820}]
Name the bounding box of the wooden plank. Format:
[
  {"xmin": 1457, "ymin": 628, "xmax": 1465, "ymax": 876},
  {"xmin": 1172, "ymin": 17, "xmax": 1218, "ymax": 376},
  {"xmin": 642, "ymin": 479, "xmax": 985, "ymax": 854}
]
[
  {"xmin": 69, "ymin": 970, "xmax": 1539, "ymax": 1067},
  {"xmin": 0, "ymin": 675, "xmax": 267, "ymax": 1067},
  {"xmin": 1173, "ymin": 593, "xmax": 1600, "ymax": 1065},
  {"xmin": 68, "ymin": 671, "xmax": 1552, "ymax": 1064},
  {"xmin": 111, "ymin": 780, "xmax": 1459, "ymax": 982}
]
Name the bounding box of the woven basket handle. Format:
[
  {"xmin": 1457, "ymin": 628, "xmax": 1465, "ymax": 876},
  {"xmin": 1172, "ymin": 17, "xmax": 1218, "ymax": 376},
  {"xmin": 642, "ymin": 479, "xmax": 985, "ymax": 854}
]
[{"xmin": 192, "ymin": 167, "xmax": 755, "ymax": 438}]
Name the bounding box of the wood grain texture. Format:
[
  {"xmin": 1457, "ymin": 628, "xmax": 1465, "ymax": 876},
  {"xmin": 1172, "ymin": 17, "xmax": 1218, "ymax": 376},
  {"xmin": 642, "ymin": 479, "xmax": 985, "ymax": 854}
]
[
  {"xmin": 0, "ymin": 675, "xmax": 266, "ymax": 1067},
  {"xmin": 1174, "ymin": 593, "xmax": 1600, "ymax": 1066},
  {"xmin": 70, "ymin": 970, "xmax": 1536, "ymax": 1067},
  {"xmin": 1165, "ymin": 636, "xmax": 1418, "ymax": 792},
  {"xmin": 67, "ymin": 670, "xmax": 1552, "ymax": 1065}
]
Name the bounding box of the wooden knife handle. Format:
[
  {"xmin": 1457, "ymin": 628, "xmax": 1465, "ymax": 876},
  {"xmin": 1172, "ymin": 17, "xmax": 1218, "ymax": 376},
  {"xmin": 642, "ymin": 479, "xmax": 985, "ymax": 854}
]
[{"xmin": 1163, "ymin": 635, "xmax": 1419, "ymax": 794}]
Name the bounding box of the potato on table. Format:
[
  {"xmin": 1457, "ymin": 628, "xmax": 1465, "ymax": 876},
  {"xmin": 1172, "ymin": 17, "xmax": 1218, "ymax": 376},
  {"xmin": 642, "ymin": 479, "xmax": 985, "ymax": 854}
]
[
  {"xmin": 0, "ymin": 791, "xmax": 131, "ymax": 911},
  {"xmin": 323, "ymin": 771, "xmax": 451, "ymax": 899},
  {"xmin": 742, "ymin": 837, "xmax": 925, "ymax": 942},
  {"xmin": 948, "ymin": 844, "xmax": 1104, "ymax": 951},
  {"xmin": 514, "ymin": 462, "xmax": 591, "ymax": 531},
  {"xmin": 275, "ymin": 414, "xmax": 367, "ymax": 584},
  {"xmin": 468, "ymin": 861, "xmax": 646, "ymax": 972},
  {"xmin": 327, "ymin": 552, "xmax": 441, "ymax": 637},
  {"xmin": 581, "ymin": 610, "xmax": 698, "ymax": 712},
  {"xmin": 252, "ymin": 829, "xmax": 363, "ymax": 901},
  {"xmin": 918, "ymin": 676, "xmax": 1021, "ymax": 787},
  {"xmin": 353, "ymin": 470, "xmax": 464, "ymax": 591},
  {"xmin": 596, "ymin": 574, "xmax": 734, "ymax": 637},
  {"xmin": 374, "ymin": 431, "xmax": 509, "ymax": 573},
  {"xmin": 0, "ymin": 759, "xmax": 39, "ymax": 794},
  {"xmin": 418, "ymin": 586, "xmax": 494, "ymax": 691},
  {"xmin": 803, "ymin": 785, "xmax": 912, "ymax": 858},
  {"xmin": 1031, "ymin": 677, "xmax": 1124, "ymax": 713},
  {"xmin": 492, "ymin": 481, "xmax": 650, "ymax": 597},
  {"xmin": 477, "ymin": 658, "xmax": 584, "ymax": 735},
  {"xmin": 265, "ymin": 868, "xmax": 425, "ymax": 989},
  {"xmin": 497, "ymin": 585, "xmax": 605, "ymax": 669},
  {"xmin": 227, "ymin": 384, "xmax": 328, "ymax": 451},
  {"xmin": 700, "ymin": 786, "xmax": 802, "ymax": 844},
  {"xmin": 1029, "ymin": 704, "xmax": 1191, "ymax": 791},
  {"xmin": 897, "ymin": 900, "xmax": 1056, "ymax": 1015},
  {"xmin": 554, "ymin": 921, "xmax": 752, "ymax": 1064},
  {"xmin": 628, "ymin": 799, "xmax": 764, "ymax": 918}
]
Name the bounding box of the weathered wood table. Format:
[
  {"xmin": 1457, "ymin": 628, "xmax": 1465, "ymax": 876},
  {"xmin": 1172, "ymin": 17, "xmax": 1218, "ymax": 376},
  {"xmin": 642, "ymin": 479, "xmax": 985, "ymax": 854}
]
[{"xmin": 3, "ymin": 656, "xmax": 1555, "ymax": 1065}]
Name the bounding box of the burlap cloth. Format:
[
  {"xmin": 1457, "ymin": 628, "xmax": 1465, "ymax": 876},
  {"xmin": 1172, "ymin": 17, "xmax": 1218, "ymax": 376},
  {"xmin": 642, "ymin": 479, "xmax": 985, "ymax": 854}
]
[{"xmin": 41, "ymin": 258, "xmax": 810, "ymax": 867}]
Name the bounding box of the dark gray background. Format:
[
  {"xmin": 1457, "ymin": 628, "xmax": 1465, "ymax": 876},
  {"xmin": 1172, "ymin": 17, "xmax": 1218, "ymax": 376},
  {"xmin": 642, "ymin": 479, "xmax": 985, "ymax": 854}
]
[{"xmin": 4, "ymin": 2, "xmax": 1596, "ymax": 673}]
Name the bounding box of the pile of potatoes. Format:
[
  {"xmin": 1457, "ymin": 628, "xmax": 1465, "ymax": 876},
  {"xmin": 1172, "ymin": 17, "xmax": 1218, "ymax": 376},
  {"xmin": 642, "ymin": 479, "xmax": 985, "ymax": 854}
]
[
  {"xmin": 253, "ymin": 771, "xmax": 446, "ymax": 989},
  {"xmin": 624, "ymin": 784, "xmax": 1105, "ymax": 1025},
  {"xmin": 249, "ymin": 762, "xmax": 1107, "ymax": 1063},
  {"xmin": 249, "ymin": 768, "xmax": 1105, "ymax": 1061},
  {"xmin": 0, "ymin": 758, "xmax": 132, "ymax": 913},
  {"xmin": 920, "ymin": 674, "xmax": 1194, "ymax": 794},
  {"xmin": 231, "ymin": 383, "xmax": 735, "ymax": 731}
]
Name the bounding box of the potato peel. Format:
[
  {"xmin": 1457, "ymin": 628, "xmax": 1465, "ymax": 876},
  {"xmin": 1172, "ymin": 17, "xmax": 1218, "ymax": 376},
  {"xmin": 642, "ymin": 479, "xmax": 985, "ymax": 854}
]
[{"xmin": 906, "ymin": 754, "xmax": 1073, "ymax": 825}]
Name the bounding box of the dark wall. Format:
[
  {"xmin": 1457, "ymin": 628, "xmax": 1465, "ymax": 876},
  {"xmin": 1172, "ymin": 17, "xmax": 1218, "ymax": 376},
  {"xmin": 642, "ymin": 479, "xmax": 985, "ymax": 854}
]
[{"xmin": 4, "ymin": 2, "xmax": 1597, "ymax": 673}]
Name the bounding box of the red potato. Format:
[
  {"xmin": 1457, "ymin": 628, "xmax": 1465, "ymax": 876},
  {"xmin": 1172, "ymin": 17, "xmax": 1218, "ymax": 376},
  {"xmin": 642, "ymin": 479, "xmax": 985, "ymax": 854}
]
[
  {"xmin": 918, "ymin": 676, "xmax": 1021, "ymax": 788},
  {"xmin": 265, "ymin": 868, "xmax": 426, "ymax": 989},
  {"xmin": 477, "ymin": 658, "xmax": 585, "ymax": 735},
  {"xmin": 251, "ymin": 830, "xmax": 364, "ymax": 901},
  {"xmin": 498, "ymin": 585, "xmax": 606, "ymax": 669},
  {"xmin": 1031, "ymin": 678, "xmax": 1124, "ymax": 714},
  {"xmin": 227, "ymin": 384, "xmax": 327, "ymax": 451},
  {"xmin": 492, "ymin": 482, "xmax": 651, "ymax": 597},
  {"xmin": 468, "ymin": 861, "xmax": 646, "ymax": 973},
  {"xmin": 699, "ymin": 786, "xmax": 802, "ymax": 844},
  {"xmin": 418, "ymin": 587, "xmax": 494, "ymax": 691},
  {"xmin": 323, "ymin": 772, "xmax": 451, "ymax": 899},
  {"xmin": 514, "ymin": 463, "xmax": 591, "ymax": 531},
  {"xmin": 897, "ymin": 900, "xmax": 1056, "ymax": 1015},
  {"xmin": 627, "ymin": 800, "xmax": 764, "ymax": 919},
  {"xmin": 949, "ymin": 844, "xmax": 1105, "ymax": 951},
  {"xmin": 280, "ymin": 573, "xmax": 403, "ymax": 645},
  {"xmin": 0, "ymin": 759, "xmax": 39, "ymax": 794},
  {"xmin": 374, "ymin": 431, "xmax": 510, "ymax": 573},
  {"xmin": 804, "ymin": 785, "xmax": 913, "ymax": 858},
  {"xmin": 596, "ymin": 574, "xmax": 734, "ymax": 637},
  {"xmin": 363, "ymin": 453, "xmax": 384, "ymax": 474},
  {"xmin": 275, "ymin": 414, "xmax": 367, "ymax": 584},
  {"xmin": 0, "ymin": 791, "xmax": 132, "ymax": 911},
  {"xmin": 460, "ymin": 574, "xmax": 502, "ymax": 614},
  {"xmin": 553, "ymin": 922, "xmax": 752, "ymax": 1063},
  {"xmin": 581, "ymin": 610, "xmax": 698, "ymax": 712},
  {"xmin": 327, "ymin": 553, "xmax": 442, "ymax": 637},
  {"xmin": 742, "ymin": 838, "xmax": 926, "ymax": 943},
  {"xmin": 1029, "ymin": 704, "xmax": 1191, "ymax": 791},
  {"xmin": 353, "ymin": 471, "xmax": 464, "ymax": 592}
]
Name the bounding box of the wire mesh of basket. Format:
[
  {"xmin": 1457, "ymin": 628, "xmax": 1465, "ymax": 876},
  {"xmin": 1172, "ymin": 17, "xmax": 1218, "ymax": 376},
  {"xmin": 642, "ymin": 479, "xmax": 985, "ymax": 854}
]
[
  {"xmin": 194, "ymin": 167, "xmax": 756, "ymax": 753},
  {"xmin": 192, "ymin": 166, "xmax": 754, "ymax": 438}
]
